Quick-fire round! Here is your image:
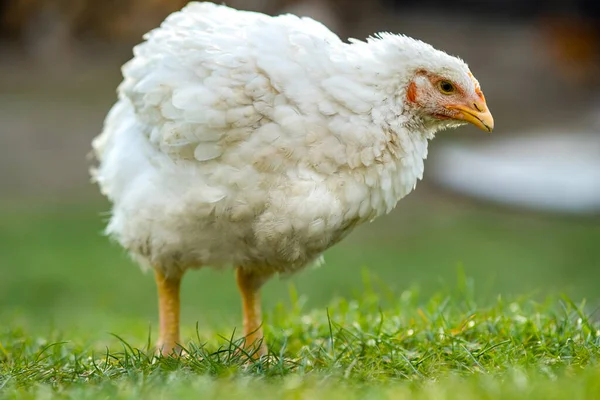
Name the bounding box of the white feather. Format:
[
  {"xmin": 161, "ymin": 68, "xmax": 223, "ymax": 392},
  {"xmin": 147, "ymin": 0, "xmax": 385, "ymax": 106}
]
[{"xmin": 91, "ymin": 2, "xmax": 474, "ymax": 274}]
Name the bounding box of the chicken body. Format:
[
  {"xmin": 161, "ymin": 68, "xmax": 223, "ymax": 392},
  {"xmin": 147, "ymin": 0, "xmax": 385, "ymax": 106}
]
[{"xmin": 92, "ymin": 2, "xmax": 492, "ymax": 356}]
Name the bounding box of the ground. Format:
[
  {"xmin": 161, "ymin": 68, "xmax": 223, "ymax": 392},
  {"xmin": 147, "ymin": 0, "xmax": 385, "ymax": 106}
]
[
  {"xmin": 3, "ymin": 273, "xmax": 600, "ymax": 400},
  {"xmin": 1, "ymin": 199, "xmax": 600, "ymax": 399}
]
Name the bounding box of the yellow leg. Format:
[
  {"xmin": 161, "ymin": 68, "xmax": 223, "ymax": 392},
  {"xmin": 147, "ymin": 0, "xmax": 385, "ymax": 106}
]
[
  {"xmin": 154, "ymin": 270, "xmax": 182, "ymax": 355},
  {"xmin": 235, "ymin": 268, "xmax": 270, "ymax": 357}
]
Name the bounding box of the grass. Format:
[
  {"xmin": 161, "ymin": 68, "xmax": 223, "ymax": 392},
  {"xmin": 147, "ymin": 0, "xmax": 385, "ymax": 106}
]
[
  {"xmin": 3, "ymin": 281, "xmax": 600, "ymax": 399},
  {"xmin": 1, "ymin": 197, "xmax": 600, "ymax": 398}
]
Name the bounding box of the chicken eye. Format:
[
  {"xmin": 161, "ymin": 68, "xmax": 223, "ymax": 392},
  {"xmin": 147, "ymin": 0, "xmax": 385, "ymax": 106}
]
[{"xmin": 438, "ymin": 80, "xmax": 455, "ymax": 95}]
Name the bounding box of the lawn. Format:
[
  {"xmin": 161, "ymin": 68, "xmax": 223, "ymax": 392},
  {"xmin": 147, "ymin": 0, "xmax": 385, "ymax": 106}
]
[
  {"xmin": 1, "ymin": 192, "xmax": 600, "ymax": 399},
  {"xmin": 3, "ymin": 290, "xmax": 600, "ymax": 399}
]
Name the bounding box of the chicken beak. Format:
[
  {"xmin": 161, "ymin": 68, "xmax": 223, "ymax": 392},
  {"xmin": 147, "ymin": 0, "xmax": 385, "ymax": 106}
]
[{"xmin": 447, "ymin": 101, "xmax": 494, "ymax": 132}]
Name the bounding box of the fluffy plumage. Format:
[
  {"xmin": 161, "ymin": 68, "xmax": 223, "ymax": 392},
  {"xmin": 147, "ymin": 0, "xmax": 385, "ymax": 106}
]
[{"xmin": 91, "ymin": 2, "xmax": 493, "ymax": 355}]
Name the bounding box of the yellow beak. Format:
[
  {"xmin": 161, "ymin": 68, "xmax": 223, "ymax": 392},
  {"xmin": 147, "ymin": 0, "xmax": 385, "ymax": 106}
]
[{"xmin": 447, "ymin": 101, "xmax": 494, "ymax": 132}]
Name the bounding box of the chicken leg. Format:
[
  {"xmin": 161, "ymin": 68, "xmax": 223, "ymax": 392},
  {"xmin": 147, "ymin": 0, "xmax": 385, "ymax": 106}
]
[
  {"xmin": 155, "ymin": 269, "xmax": 182, "ymax": 355},
  {"xmin": 235, "ymin": 267, "xmax": 270, "ymax": 357}
]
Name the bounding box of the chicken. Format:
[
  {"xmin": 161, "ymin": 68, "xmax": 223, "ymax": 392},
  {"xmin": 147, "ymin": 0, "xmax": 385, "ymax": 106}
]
[{"xmin": 91, "ymin": 2, "xmax": 493, "ymax": 357}]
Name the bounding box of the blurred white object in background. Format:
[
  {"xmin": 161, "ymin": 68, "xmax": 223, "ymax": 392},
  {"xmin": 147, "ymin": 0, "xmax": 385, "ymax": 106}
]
[{"xmin": 431, "ymin": 132, "xmax": 600, "ymax": 214}]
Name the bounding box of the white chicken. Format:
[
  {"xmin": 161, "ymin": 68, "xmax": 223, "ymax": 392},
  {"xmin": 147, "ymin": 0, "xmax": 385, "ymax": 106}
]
[{"xmin": 91, "ymin": 1, "xmax": 493, "ymax": 357}]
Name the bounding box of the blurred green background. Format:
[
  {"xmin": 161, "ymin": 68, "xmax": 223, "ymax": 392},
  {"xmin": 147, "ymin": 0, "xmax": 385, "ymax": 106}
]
[
  {"xmin": 2, "ymin": 192, "xmax": 599, "ymax": 343},
  {"xmin": 1, "ymin": 0, "xmax": 599, "ymax": 345}
]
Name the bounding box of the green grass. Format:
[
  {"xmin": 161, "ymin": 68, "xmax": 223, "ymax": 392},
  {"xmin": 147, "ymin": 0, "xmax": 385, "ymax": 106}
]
[
  {"xmin": 3, "ymin": 284, "xmax": 600, "ymax": 399},
  {"xmin": 1, "ymin": 195, "xmax": 600, "ymax": 398}
]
